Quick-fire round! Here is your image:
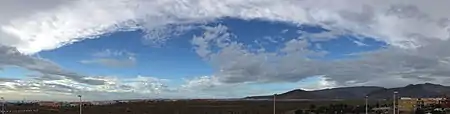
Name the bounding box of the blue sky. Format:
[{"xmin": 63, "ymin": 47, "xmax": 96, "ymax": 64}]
[
  {"xmin": 1, "ymin": 0, "xmax": 449, "ymax": 101},
  {"xmin": 29, "ymin": 18, "xmax": 385, "ymax": 97},
  {"xmin": 35, "ymin": 18, "xmax": 378, "ymax": 79},
  {"xmin": 0, "ymin": 17, "xmax": 388, "ymax": 100}
]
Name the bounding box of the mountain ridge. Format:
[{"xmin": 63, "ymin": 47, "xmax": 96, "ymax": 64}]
[{"xmin": 245, "ymin": 83, "xmax": 450, "ymax": 99}]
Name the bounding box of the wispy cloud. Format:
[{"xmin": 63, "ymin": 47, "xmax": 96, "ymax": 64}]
[
  {"xmin": 92, "ymin": 49, "xmax": 134, "ymax": 58},
  {"xmin": 80, "ymin": 58, "xmax": 136, "ymax": 68},
  {"xmin": 80, "ymin": 49, "xmax": 137, "ymax": 68},
  {"xmin": 0, "ymin": 46, "xmax": 105, "ymax": 85}
]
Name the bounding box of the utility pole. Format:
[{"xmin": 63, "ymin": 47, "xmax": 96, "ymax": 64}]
[
  {"xmin": 393, "ymin": 91, "xmax": 398, "ymax": 114},
  {"xmin": 1, "ymin": 97, "xmax": 4, "ymax": 114},
  {"xmin": 397, "ymin": 92, "xmax": 400, "ymax": 114},
  {"xmin": 365, "ymin": 95, "xmax": 368, "ymax": 114},
  {"xmin": 78, "ymin": 95, "xmax": 82, "ymax": 114},
  {"xmin": 273, "ymin": 94, "xmax": 277, "ymax": 114}
]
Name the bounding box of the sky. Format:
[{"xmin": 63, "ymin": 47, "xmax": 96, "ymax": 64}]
[{"xmin": 1, "ymin": 0, "xmax": 450, "ymax": 101}]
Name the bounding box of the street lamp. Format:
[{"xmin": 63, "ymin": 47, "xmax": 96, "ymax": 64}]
[
  {"xmin": 365, "ymin": 96, "xmax": 368, "ymax": 114},
  {"xmin": 1, "ymin": 97, "xmax": 4, "ymax": 114},
  {"xmin": 273, "ymin": 94, "xmax": 277, "ymax": 114},
  {"xmin": 396, "ymin": 92, "xmax": 400, "ymax": 114},
  {"xmin": 77, "ymin": 95, "xmax": 82, "ymax": 114},
  {"xmin": 393, "ymin": 91, "xmax": 398, "ymax": 114}
]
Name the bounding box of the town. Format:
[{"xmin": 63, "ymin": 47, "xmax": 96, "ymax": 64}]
[{"xmin": 1, "ymin": 96, "xmax": 450, "ymax": 114}]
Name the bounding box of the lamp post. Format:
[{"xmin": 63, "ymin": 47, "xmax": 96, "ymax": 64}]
[
  {"xmin": 1, "ymin": 97, "xmax": 4, "ymax": 114},
  {"xmin": 77, "ymin": 95, "xmax": 82, "ymax": 114},
  {"xmin": 273, "ymin": 94, "xmax": 277, "ymax": 114},
  {"xmin": 393, "ymin": 91, "xmax": 398, "ymax": 114},
  {"xmin": 365, "ymin": 96, "xmax": 368, "ymax": 114},
  {"xmin": 397, "ymin": 92, "xmax": 400, "ymax": 114}
]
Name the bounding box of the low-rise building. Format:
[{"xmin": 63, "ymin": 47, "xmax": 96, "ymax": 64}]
[
  {"xmin": 91, "ymin": 101, "xmax": 116, "ymax": 105},
  {"xmin": 399, "ymin": 97, "xmax": 446, "ymax": 112},
  {"xmin": 38, "ymin": 102, "xmax": 60, "ymax": 107}
]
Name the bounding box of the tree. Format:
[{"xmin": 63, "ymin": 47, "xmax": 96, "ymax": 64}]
[
  {"xmin": 294, "ymin": 109, "xmax": 304, "ymax": 114},
  {"xmin": 309, "ymin": 104, "xmax": 316, "ymax": 111}
]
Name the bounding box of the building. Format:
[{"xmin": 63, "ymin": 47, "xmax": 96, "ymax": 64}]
[
  {"xmin": 38, "ymin": 102, "xmax": 61, "ymax": 107},
  {"xmin": 372, "ymin": 107, "xmax": 391, "ymax": 114},
  {"xmin": 283, "ymin": 109, "xmax": 307, "ymax": 114},
  {"xmin": 399, "ymin": 97, "xmax": 446, "ymax": 112},
  {"xmin": 91, "ymin": 101, "xmax": 116, "ymax": 105},
  {"xmin": 399, "ymin": 97, "xmax": 416, "ymax": 111}
]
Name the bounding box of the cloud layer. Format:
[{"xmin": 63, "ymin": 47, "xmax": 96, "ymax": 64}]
[
  {"xmin": 1, "ymin": 0, "xmax": 450, "ymax": 100},
  {"xmin": 191, "ymin": 24, "xmax": 450, "ymax": 88},
  {"xmin": 1, "ymin": 0, "xmax": 450, "ymax": 54},
  {"xmin": 0, "ymin": 46, "xmax": 105, "ymax": 85}
]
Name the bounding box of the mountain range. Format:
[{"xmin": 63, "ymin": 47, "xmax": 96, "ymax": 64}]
[{"xmin": 245, "ymin": 83, "xmax": 450, "ymax": 100}]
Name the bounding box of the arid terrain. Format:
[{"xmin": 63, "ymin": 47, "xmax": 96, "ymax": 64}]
[{"xmin": 6, "ymin": 100, "xmax": 387, "ymax": 114}]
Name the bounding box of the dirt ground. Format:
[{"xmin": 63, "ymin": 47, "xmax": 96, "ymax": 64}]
[{"xmin": 7, "ymin": 100, "xmax": 387, "ymax": 114}]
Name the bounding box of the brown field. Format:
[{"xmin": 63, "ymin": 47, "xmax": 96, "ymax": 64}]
[{"xmin": 5, "ymin": 99, "xmax": 390, "ymax": 114}]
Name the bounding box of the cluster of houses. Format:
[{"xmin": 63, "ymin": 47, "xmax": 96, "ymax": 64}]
[
  {"xmin": 398, "ymin": 97, "xmax": 450, "ymax": 112},
  {"xmin": 5, "ymin": 99, "xmax": 218, "ymax": 108},
  {"xmin": 37, "ymin": 100, "xmax": 126, "ymax": 107},
  {"xmin": 370, "ymin": 97, "xmax": 450, "ymax": 113}
]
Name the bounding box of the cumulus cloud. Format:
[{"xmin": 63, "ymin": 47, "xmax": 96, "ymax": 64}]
[
  {"xmin": 191, "ymin": 24, "xmax": 450, "ymax": 88},
  {"xmin": 180, "ymin": 75, "xmax": 277, "ymax": 98},
  {"xmin": 81, "ymin": 49, "xmax": 137, "ymax": 68},
  {"xmin": 192, "ymin": 25, "xmax": 326, "ymax": 84},
  {"xmin": 1, "ymin": 0, "xmax": 450, "ymax": 54}
]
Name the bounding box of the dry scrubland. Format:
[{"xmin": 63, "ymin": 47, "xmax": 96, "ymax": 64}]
[{"xmin": 6, "ymin": 100, "xmax": 390, "ymax": 114}]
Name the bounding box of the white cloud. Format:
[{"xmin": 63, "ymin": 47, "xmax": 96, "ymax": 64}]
[
  {"xmin": 0, "ymin": 0, "xmax": 139, "ymax": 54},
  {"xmin": 353, "ymin": 40, "xmax": 369, "ymax": 46},
  {"xmin": 297, "ymin": 76, "xmax": 336, "ymax": 91},
  {"xmin": 1, "ymin": 0, "xmax": 450, "ymax": 54}
]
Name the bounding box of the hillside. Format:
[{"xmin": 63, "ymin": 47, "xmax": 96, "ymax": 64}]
[
  {"xmin": 368, "ymin": 83, "xmax": 450, "ymax": 99},
  {"xmin": 245, "ymin": 83, "xmax": 450, "ymax": 100}
]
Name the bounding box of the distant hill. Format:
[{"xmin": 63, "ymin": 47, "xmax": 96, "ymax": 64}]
[
  {"xmin": 368, "ymin": 83, "xmax": 450, "ymax": 99},
  {"xmin": 312, "ymin": 86, "xmax": 384, "ymax": 99},
  {"xmin": 246, "ymin": 89, "xmax": 317, "ymax": 99},
  {"xmin": 245, "ymin": 83, "xmax": 450, "ymax": 100}
]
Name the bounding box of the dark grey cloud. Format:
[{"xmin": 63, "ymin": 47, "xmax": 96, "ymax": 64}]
[
  {"xmin": 27, "ymin": 74, "xmax": 63, "ymax": 81},
  {"xmin": 0, "ymin": 45, "xmax": 105, "ymax": 85},
  {"xmin": 0, "ymin": 78, "xmax": 18, "ymax": 82},
  {"xmin": 42, "ymin": 83, "xmax": 80, "ymax": 93}
]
